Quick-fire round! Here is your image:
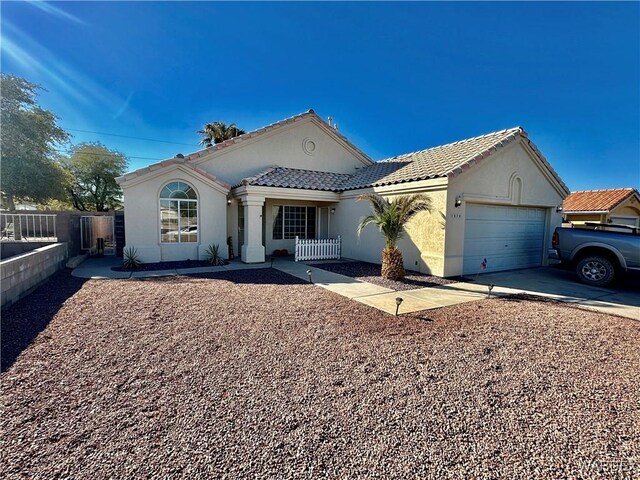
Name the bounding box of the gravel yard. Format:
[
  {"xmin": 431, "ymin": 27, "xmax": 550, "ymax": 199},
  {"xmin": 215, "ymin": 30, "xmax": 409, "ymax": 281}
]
[
  {"xmin": 311, "ymin": 260, "xmax": 458, "ymax": 291},
  {"xmin": 2, "ymin": 269, "xmax": 639, "ymax": 479}
]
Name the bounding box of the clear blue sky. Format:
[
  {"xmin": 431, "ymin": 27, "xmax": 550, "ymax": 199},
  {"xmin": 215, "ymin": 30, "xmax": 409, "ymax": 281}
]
[{"xmin": 2, "ymin": 1, "xmax": 639, "ymax": 191}]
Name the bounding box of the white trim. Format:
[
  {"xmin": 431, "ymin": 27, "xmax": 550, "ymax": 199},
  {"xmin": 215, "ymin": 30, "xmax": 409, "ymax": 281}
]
[
  {"xmin": 119, "ymin": 163, "xmax": 230, "ymax": 194},
  {"xmin": 233, "ymin": 185, "xmax": 340, "ymax": 202}
]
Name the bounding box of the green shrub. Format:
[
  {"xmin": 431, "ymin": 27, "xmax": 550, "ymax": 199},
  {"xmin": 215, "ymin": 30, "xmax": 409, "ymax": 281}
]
[
  {"xmin": 205, "ymin": 244, "xmax": 224, "ymax": 266},
  {"xmin": 123, "ymin": 246, "xmax": 142, "ymax": 270}
]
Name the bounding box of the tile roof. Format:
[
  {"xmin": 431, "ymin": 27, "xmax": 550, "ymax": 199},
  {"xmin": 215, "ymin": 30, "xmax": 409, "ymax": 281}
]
[
  {"xmin": 238, "ymin": 167, "xmax": 351, "ymax": 191},
  {"xmin": 342, "ymin": 127, "xmax": 524, "ymax": 189},
  {"xmin": 238, "ymin": 126, "xmax": 570, "ymax": 195},
  {"xmin": 116, "ymin": 157, "xmax": 231, "ymax": 189},
  {"xmin": 563, "ymin": 188, "xmax": 639, "ymax": 212}
]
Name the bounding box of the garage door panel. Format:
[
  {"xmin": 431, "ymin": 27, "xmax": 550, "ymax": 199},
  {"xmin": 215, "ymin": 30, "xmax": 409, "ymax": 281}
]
[{"xmin": 463, "ymin": 204, "xmax": 546, "ymax": 275}]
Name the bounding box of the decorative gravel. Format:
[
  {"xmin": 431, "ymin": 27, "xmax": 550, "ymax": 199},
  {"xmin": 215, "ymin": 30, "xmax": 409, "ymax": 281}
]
[
  {"xmin": 1, "ymin": 269, "xmax": 639, "ymax": 479},
  {"xmin": 312, "ymin": 260, "xmax": 459, "ymax": 291}
]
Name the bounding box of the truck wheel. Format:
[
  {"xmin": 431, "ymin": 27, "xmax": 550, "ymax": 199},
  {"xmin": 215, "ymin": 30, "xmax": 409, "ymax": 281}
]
[{"xmin": 576, "ymin": 256, "xmax": 615, "ymax": 287}]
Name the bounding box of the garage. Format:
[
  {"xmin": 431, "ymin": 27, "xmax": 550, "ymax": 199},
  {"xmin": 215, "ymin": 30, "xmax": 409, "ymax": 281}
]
[{"xmin": 462, "ymin": 204, "xmax": 547, "ymax": 275}]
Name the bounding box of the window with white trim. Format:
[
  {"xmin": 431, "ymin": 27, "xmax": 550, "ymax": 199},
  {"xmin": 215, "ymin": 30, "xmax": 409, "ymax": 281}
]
[
  {"xmin": 272, "ymin": 206, "xmax": 316, "ymax": 239},
  {"xmin": 160, "ymin": 182, "xmax": 198, "ymax": 243}
]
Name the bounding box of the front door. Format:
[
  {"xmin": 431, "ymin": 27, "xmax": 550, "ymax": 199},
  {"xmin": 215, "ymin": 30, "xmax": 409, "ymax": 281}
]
[
  {"xmin": 238, "ymin": 204, "xmax": 244, "ymax": 260},
  {"xmin": 318, "ymin": 207, "xmax": 329, "ymax": 238}
]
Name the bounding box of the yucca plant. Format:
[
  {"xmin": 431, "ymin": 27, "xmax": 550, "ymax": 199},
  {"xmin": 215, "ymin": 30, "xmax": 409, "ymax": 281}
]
[
  {"xmin": 357, "ymin": 193, "xmax": 432, "ymax": 280},
  {"xmin": 123, "ymin": 246, "xmax": 142, "ymax": 270},
  {"xmin": 205, "ymin": 243, "xmax": 223, "ymax": 266}
]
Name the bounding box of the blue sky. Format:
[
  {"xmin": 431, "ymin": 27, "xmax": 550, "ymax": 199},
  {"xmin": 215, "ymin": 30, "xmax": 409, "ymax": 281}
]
[{"xmin": 2, "ymin": 1, "xmax": 639, "ymax": 191}]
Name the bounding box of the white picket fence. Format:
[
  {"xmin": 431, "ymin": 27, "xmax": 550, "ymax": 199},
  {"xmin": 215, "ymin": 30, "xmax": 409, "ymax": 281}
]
[{"xmin": 295, "ymin": 236, "xmax": 341, "ymax": 262}]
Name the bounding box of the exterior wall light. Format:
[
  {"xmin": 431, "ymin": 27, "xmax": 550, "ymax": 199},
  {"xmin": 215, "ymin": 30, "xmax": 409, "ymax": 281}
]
[
  {"xmin": 227, "ymin": 198, "xmax": 232, "ymax": 206},
  {"xmin": 395, "ymin": 297, "xmax": 403, "ymax": 316},
  {"xmin": 330, "ymin": 208, "xmax": 336, "ymax": 214},
  {"xmin": 556, "ymin": 205, "xmax": 563, "ymax": 213},
  {"xmin": 454, "ymin": 196, "xmax": 463, "ymax": 208}
]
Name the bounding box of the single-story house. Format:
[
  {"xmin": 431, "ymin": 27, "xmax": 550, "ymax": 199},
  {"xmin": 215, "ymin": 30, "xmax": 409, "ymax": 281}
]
[
  {"xmin": 563, "ymin": 188, "xmax": 640, "ymax": 227},
  {"xmin": 117, "ymin": 110, "xmax": 570, "ymax": 277}
]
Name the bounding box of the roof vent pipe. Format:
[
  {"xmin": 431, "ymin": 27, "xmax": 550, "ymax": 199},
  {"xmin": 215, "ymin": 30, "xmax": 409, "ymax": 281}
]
[{"xmin": 327, "ymin": 116, "xmax": 333, "ymax": 127}]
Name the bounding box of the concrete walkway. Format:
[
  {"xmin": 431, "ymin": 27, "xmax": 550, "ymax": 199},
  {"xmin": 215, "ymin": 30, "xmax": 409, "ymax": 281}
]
[
  {"xmin": 71, "ymin": 257, "xmax": 639, "ymax": 319},
  {"xmin": 271, "ymin": 260, "xmax": 486, "ymax": 315},
  {"xmin": 70, "ymin": 256, "xmax": 272, "ymax": 279}
]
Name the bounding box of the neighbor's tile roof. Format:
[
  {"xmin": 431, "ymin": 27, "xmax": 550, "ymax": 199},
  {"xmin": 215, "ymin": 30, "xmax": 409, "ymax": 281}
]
[
  {"xmin": 238, "ymin": 167, "xmax": 351, "ymax": 191},
  {"xmin": 563, "ymin": 188, "xmax": 638, "ymax": 212},
  {"xmin": 342, "ymin": 127, "xmax": 525, "ymax": 189}
]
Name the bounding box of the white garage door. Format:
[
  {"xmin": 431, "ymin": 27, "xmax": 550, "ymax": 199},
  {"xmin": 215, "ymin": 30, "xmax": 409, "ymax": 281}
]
[{"xmin": 463, "ymin": 204, "xmax": 546, "ymax": 275}]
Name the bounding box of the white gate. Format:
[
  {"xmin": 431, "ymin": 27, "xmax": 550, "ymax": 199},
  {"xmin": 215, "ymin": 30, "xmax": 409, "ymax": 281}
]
[
  {"xmin": 295, "ymin": 236, "xmax": 341, "ymax": 261},
  {"xmin": 80, "ymin": 216, "xmax": 115, "ymax": 255}
]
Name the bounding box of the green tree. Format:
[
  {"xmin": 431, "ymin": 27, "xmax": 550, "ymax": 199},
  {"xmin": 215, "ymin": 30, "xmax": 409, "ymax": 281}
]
[
  {"xmin": 65, "ymin": 142, "xmax": 128, "ymax": 211},
  {"xmin": 357, "ymin": 193, "xmax": 432, "ymax": 280},
  {"xmin": 197, "ymin": 121, "xmax": 245, "ymax": 147},
  {"xmin": 0, "ymin": 74, "xmax": 70, "ymax": 210}
]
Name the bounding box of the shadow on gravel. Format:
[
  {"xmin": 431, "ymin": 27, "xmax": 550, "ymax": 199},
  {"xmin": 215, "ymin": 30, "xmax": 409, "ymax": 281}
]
[
  {"xmin": 138, "ymin": 268, "xmax": 309, "ymax": 286},
  {"xmin": 1, "ymin": 269, "xmax": 87, "ymax": 373}
]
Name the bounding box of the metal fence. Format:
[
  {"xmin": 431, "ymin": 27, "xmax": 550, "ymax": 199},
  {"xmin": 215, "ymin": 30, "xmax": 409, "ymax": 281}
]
[{"xmin": 0, "ymin": 213, "xmax": 57, "ymax": 242}]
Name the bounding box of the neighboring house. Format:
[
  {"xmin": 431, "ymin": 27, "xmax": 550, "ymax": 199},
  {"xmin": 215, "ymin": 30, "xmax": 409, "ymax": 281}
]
[
  {"xmin": 563, "ymin": 188, "xmax": 640, "ymax": 227},
  {"xmin": 117, "ymin": 110, "xmax": 570, "ymax": 277}
]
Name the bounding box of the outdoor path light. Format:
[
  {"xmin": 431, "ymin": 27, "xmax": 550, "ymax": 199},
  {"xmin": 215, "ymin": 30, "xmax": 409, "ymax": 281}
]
[
  {"xmin": 395, "ymin": 297, "xmax": 403, "ymax": 316},
  {"xmin": 487, "ymin": 284, "xmax": 494, "ymax": 298},
  {"xmin": 306, "ymin": 269, "xmax": 313, "ymax": 283}
]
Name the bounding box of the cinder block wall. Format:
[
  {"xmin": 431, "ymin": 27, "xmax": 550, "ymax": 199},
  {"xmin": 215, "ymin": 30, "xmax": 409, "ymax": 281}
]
[{"xmin": 1, "ymin": 243, "xmax": 68, "ymax": 308}]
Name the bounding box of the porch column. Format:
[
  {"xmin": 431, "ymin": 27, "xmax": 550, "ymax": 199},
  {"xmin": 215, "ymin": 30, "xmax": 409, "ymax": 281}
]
[{"xmin": 241, "ymin": 195, "xmax": 265, "ymax": 263}]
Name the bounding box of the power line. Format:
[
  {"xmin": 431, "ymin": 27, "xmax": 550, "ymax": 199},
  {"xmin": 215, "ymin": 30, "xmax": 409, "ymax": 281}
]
[
  {"xmin": 66, "ymin": 127, "xmax": 199, "ymax": 147},
  {"xmin": 53, "ymin": 148, "xmax": 164, "ymax": 161}
]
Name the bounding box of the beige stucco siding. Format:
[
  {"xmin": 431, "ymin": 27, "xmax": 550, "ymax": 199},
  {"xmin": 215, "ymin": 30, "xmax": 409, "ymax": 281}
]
[
  {"xmin": 122, "ymin": 168, "xmax": 228, "ymax": 263},
  {"xmin": 443, "ymin": 141, "xmax": 565, "ymax": 276},
  {"xmin": 334, "ymin": 187, "xmax": 448, "ymax": 276},
  {"xmin": 195, "ymin": 120, "xmax": 368, "ymax": 186}
]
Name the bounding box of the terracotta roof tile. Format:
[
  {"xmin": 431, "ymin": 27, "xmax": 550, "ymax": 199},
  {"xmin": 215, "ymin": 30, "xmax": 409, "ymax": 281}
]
[
  {"xmin": 563, "ymin": 188, "xmax": 638, "ymax": 212},
  {"xmin": 238, "ymin": 167, "xmax": 351, "ymax": 192},
  {"xmin": 342, "ymin": 127, "xmax": 524, "ymax": 190},
  {"xmin": 237, "ymin": 127, "xmax": 570, "ymax": 194}
]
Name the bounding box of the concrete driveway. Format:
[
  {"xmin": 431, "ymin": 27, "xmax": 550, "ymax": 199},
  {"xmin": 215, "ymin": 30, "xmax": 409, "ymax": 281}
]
[{"xmin": 469, "ymin": 267, "xmax": 640, "ymax": 320}]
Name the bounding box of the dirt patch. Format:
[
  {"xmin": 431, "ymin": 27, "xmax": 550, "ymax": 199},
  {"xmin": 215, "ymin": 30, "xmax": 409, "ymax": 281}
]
[{"xmin": 2, "ymin": 269, "xmax": 639, "ymax": 478}]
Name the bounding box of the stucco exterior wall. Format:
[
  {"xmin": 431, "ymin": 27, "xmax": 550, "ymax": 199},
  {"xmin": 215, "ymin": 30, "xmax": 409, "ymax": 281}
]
[
  {"xmin": 333, "ymin": 187, "xmax": 448, "ymax": 276},
  {"xmin": 122, "ymin": 169, "xmax": 228, "ymax": 263},
  {"xmin": 194, "ymin": 120, "xmax": 369, "ymax": 186},
  {"xmin": 444, "ymin": 141, "xmax": 565, "ymax": 276}
]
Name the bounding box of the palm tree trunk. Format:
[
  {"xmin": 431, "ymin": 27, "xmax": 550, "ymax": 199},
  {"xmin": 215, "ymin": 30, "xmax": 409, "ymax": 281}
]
[{"xmin": 381, "ymin": 247, "xmax": 405, "ymax": 280}]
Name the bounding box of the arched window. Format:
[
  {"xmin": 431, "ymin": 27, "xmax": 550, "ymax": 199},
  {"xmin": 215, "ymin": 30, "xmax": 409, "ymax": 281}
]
[{"xmin": 160, "ymin": 181, "xmax": 198, "ymax": 243}]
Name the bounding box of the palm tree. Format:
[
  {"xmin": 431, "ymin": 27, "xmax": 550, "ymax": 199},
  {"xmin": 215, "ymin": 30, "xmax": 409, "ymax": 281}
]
[
  {"xmin": 198, "ymin": 122, "xmax": 246, "ymax": 147},
  {"xmin": 357, "ymin": 193, "xmax": 432, "ymax": 280}
]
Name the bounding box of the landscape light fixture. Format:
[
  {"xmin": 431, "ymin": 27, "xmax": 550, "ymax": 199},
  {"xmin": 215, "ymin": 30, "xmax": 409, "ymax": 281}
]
[
  {"xmin": 395, "ymin": 297, "xmax": 404, "ymax": 316},
  {"xmin": 454, "ymin": 196, "xmax": 463, "ymax": 208},
  {"xmin": 487, "ymin": 284, "xmax": 494, "ymax": 299},
  {"xmin": 306, "ymin": 269, "xmax": 313, "ymax": 283}
]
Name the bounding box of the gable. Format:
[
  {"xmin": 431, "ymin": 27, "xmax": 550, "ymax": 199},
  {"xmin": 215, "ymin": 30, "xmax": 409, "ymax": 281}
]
[
  {"xmin": 192, "ymin": 114, "xmax": 372, "ymax": 186},
  {"xmin": 449, "ymin": 139, "xmax": 568, "ymax": 206}
]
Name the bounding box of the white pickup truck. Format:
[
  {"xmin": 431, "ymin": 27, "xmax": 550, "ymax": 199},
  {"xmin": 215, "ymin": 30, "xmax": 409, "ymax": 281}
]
[{"xmin": 548, "ymin": 223, "xmax": 640, "ymax": 286}]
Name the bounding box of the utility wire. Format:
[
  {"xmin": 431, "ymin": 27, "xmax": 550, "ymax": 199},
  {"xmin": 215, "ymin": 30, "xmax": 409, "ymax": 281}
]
[
  {"xmin": 52, "ymin": 148, "xmax": 164, "ymax": 161},
  {"xmin": 66, "ymin": 127, "xmax": 199, "ymax": 147}
]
